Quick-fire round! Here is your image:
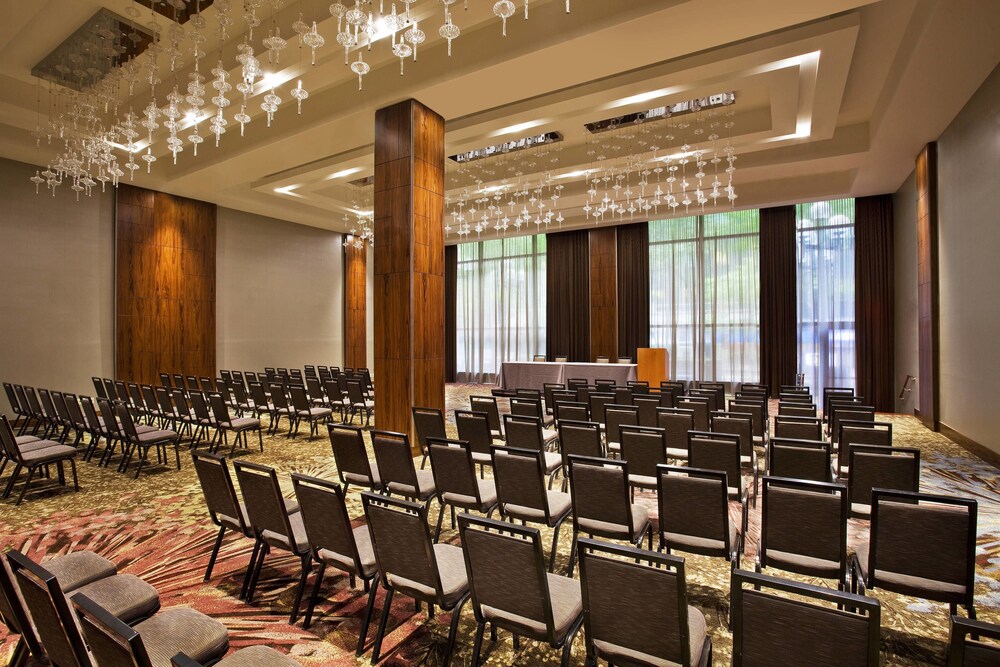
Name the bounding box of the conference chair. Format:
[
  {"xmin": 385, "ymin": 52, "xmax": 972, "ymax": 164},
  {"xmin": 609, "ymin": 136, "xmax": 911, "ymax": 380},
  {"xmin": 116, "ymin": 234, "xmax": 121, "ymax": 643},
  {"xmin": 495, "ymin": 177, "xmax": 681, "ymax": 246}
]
[
  {"xmin": 688, "ymin": 430, "xmax": 755, "ymax": 506},
  {"xmin": 566, "ymin": 456, "xmax": 653, "ymax": 575},
  {"xmin": 115, "ymin": 402, "xmax": 181, "ymax": 478},
  {"xmin": 766, "ymin": 437, "xmax": 834, "ymax": 482},
  {"xmin": 603, "ymin": 403, "xmax": 638, "ymax": 455},
  {"xmin": 470, "ymin": 395, "xmax": 504, "ymax": 439},
  {"xmin": 427, "ymin": 438, "xmax": 498, "ymax": 541},
  {"xmin": 657, "ymin": 464, "xmax": 745, "ymax": 564},
  {"xmin": 411, "ymin": 406, "xmax": 446, "ymax": 469},
  {"xmin": 730, "ymin": 569, "xmax": 880, "ymax": 666},
  {"xmin": 852, "ymin": 489, "xmax": 978, "ymax": 621},
  {"xmin": 947, "ymin": 615, "xmax": 1000, "ymax": 666},
  {"xmin": 596, "ymin": 355, "xmax": 610, "ymax": 363},
  {"xmin": 632, "ymin": 394, "xmax": 661, "ymax": 427},
  {"xmin": 617, "ymin": 357, "xmax": 632, "ymax": 364},
  {"xmin": 268, "ymin": 383, "xmax": 296, "ymax": 435},
  {"xmin": 553, "ymin": 399, "xmax": 589, "ymax": 424},
  {"xmin": 491, "ymin": 446, "xmax": 573, "ymax": 572},
  {"xmin": 656, "ymin": 407, "xmax": 695, "ymax": 461},
  {"xmin": 618, "ymin": 424, "xmax": 668, "ymax": 492},
  {"xmin": 557, "ymin": 419, "xmax": 603, "ymax": 489},
  {"xmin": 677, "ymin": 396, "xmax": 710, "ymax": 431},
  {"xmin": 288, "ymin": 385, "xmax": 333, "ymax": 438},
  {"xmin": 578, "ymin": 538, "xmax": 713, "ymax": 667},
  {"xmin": 779, "ymin": 401, "xmax": 817, "ymax": 417},
  {"xmin": 847, "ymin": 445, "xmax": 920, "ymax": 517},
  {"xmin": 504, "ymin": 414, "xmax": 563, "ymax": 485},
  {"xmin": 454, "ymin": 409, "xmax": 499, "ymax": 475},
  {"xmin": 328, "ymin": 424, "xmax": 381, "ymax": 493},
  {"xmin": 208, "ymin": 392, "xmax": 263, "ymax": 454},
  {"xmin": 511, "ymin": 395, "xmax": 555, "ymax": 429},
  {"xmin": 362, "ymin": 492, "xmax": 471, "ymax": 665},
  {"xmin": 458, "ymin": 514, "xmax": 584, "ymax": 667},
  {"xmin": 0, "ymin": 415, "xmax": 78, "ymax": 505},
  {"xmin": 533, "ymin": 354, "xmax": 547, "ymax": 362},
  {"xmin": 371, "ymin": 430, "xmax": 436, "ymax": 506},
  {"xmin": 773, "ymin": 415, "xmax": 823, "ymax": 441},
  {"xmin": 588, "ymin": 392, "xmax": 616, "ymax": 426},
  {"xmin": 290, "ymin": 473, "xmax": 378, "ymax": 642},
  {"xmin": 756, "ymin": 477, "xmax": 850, "ymax": 591},
  {"xmin": 836, "ymin": 420, "xmax": 892, "ymax": 477},
  {"xmin": 233, "ymin": 461, "xmax": 313, "ymax": 622}
]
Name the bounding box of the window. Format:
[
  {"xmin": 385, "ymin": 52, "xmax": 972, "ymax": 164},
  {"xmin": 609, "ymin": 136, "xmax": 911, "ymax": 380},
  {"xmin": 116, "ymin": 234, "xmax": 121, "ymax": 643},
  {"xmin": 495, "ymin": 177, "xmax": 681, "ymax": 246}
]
[
  {"xmin": 456, "ymin": 234, "xmax": 547, "ymax": 383},
  {"xmin": 649, "ymin": 210, "xmax": 760, "ymax": 384},
  {"xmin": 796, "ymin": 199, "xmax": 855, "ymax": 392}
]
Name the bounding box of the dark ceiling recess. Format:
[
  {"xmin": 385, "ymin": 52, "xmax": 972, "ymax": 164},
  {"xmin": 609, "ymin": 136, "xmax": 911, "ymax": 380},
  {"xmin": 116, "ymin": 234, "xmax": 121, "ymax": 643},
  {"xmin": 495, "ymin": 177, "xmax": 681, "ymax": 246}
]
[{"xmin": 133, "ymin": 0, "xmax": 216, "ymax": 25}]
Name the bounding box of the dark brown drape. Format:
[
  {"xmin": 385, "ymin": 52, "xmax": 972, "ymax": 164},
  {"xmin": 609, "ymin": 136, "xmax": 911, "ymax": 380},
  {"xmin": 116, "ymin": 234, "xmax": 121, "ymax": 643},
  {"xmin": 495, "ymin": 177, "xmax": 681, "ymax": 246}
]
[
  {"xmin": 547, "ymin": 229, "xmax": 591, "ymax": 362},
  {"xmin": 759, "ymin": 205, "xmax": 798, "ymax": 397},
  {"xmin": 855, "ymin": 194, "xmax": 895, "ymax": 411},
  {"xmin": 617, "ymin": 222, "xmax": 650, "ymax": 360},
  {"xmin": 444, "ymin": 244, "xmax": 457, "ymax": 383}
]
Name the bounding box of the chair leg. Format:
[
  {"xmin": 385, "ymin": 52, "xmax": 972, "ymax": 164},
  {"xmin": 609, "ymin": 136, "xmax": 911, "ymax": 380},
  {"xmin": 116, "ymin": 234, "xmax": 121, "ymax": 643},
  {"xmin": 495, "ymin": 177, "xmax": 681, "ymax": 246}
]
[
  {"xmin": 371, "ymin": 586, "xmax": 395, "ymax": 663},
  {"xmin": 442, "ymin": 594, "xmax": 470, "ymax": 667},
  {"xmin": 240, "ymin": 540, "xmax": 262, "ymax": 600},
  {"xmin": 3, "ymin": 463, "xmax": 22, "ymax": 498},
  {"xmin": 257, "ymin": 428, "xmax": 264, "ymax": 451},
  {"xmin": 434, "ymin": 500, "xmax": 448, "ymax": 543},
  {"xmin": 205, "ymin": 526, "xmax": 227, "ymax": 581},
  {"xmin": 304, "ymin": 562, "xmax": 327, "ymax": 628},
  {"xmin": 246, "ymin": 543, "xmax": 269, "ymax": 603},
  {"xmin": 470, "ymin": 621, "xmax": 486, "ymax": 667},
  {"xmin": 15, "ymin": 466, "xmax": 37, "ymax": 505},
  {"xmin": 560, "ymin": 620, "xmax": 583, "ymax": 667},
  {"xmin": 567, "ymin": 529, "xmax": 579, "ymax": 576},
  {"xmin": 289, "ymin": 555, "xmax": 312, "ymax": 624},
  {"xmin": 68, "ymin": 458, "xmax": 79, "ymax": 491},
  {"xmin": 134, "ymin": 446, "xmax": 148, "ymax": 479},
  {"xmin": 356, "ymin": 578, "xmax": 380, "ymax": 655},
  {"xmin": 8, "ymin": 637, "xmax": 27, "ymax": 667}
]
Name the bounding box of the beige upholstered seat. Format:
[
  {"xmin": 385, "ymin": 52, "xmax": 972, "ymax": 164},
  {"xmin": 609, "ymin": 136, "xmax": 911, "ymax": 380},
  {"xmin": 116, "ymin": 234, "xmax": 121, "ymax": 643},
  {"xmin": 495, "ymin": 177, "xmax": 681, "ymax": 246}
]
[
  {"xmin": 41, "ymin": 551, "xmax": 117, "ymax": 591},
  {"xmin": 71, "ymin": 573, "xmax": 161, "ymax": 622},
  {"xmin": 183, "ymin": 645, "xmax": 303, "ymax": 666}
]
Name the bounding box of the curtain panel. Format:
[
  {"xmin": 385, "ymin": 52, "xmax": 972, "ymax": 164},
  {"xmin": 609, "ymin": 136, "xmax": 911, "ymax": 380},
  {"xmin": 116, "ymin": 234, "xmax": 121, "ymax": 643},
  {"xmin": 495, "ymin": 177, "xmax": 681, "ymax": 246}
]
[
  {"xmin": 855, "ymin": 194, "xmax": 895, "ymax": 411},
  {"xmin": 546, "ymin": 229, "xmax": 591, "ymax": 362},
  {"xmin": 617, "ymin": 222, "xmax": 650, "ymax": 360},
  {"xmin": 759, "ymin": 205, "xmax": 797, "ymax": 397},
  {"xmin": 445, "ymin": 244, "xmax": 457, "ymax": 383}
]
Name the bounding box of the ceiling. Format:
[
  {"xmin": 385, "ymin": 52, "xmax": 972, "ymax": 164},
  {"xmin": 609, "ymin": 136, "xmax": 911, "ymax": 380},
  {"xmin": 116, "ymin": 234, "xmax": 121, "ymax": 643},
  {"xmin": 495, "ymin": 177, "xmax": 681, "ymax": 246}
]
[{"xmin": 0, "ymin": 0, "xmax": 998, "ymax": 241}]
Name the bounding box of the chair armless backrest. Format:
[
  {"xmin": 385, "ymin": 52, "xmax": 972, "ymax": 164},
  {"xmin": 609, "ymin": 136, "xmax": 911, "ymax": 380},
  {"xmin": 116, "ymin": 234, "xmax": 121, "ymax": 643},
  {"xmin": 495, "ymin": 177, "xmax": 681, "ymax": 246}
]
[
  {"xmin": 948, "ymin": 616, "xmax": 1000, "ymax": 666},
  {"xmin": 0, "ymin": 416, "xmax": 24, "ymax": 462},
  {"xmin": 831, "ymin": 405, "xmax": 875, "ymax": 443},
  {"xmin": 868, "ymin": 489, "xmax": 976, "ymax": 595},
  {"xmin": 759, "ymin": 477, "xmax": 847, "ymax": 572},
  {"xmin": 543, "ymin": 383, "xmax": 564, "ymax": 414},
  {"xmin": 687, "ymin": 389, "xmax": 717, "ymax": 413},
  {"xmin": 291, "ymin": 473, "xmax": 364, "ymax": 573},
  {"xmin": 577, "ymin": 539, "xmax": 692, "ymax": 666},
  {"xmin": 346, "ymin": 380, "xmax": 367, "ymax": 406},
  {"xmin": 171, "ymin": 374, "xmax": 184, "ymax": 391},
  {"xmin": 72, "ymin": 592, "xmax": 153, "ymax": 667},
  {"xmin": 248, "ymin": 382, "xmax": 269, "ymax": 409},
  {"xmin": 269, "ymin": 384, "xmax": 290, "ymax": 411},
  {"xmin": 458, "ymin": 515, "xmax": 554, "ymax": 642},
  {"xmin": 470, "ymin": 396, "xmax": 501, "ymax": 434},
  {"xmin": 189, "ymin": 391, "xmax": 213, "ymax": 422},
  {"xmin": 604, "ymin": 404, "xmax": 638, "ymax": 445},
  {"xmin": 657, "ymin": 465, "xmax": 732, "ymax": 551},
  {"xmin": 454, "ymin": 410, "xmax": 494, "ymax": 459},
  {"xmin": 503, "ymin": 414, "xmax": 544, "ymax": 451},
  {"xmin": 567, "ymin": 378, "xmax": 587, "ymax": 390},
  {"xmin": 491, "ymin": 446, "xmax": 549, "ymax": 520},
  {"xmin": 730, "ymin": 569, "xmax": 879, "ymax": 667},
  {"xmin": 98, "ymin": 399, "xmax": 122, "ymax": 437},
  {"xmin": 161, "ymin": 373, "xmax": 174, "ymax": 387},
  {"xmin": 115, "ymin": 402, "xmax": 140, "ymax": 441},
  {"xmin": 412, "ymin": 407, "xmax": 447, "ymax": 454},
  {"xmin": 7, "ymin": 551, "xmax": 91, "ymax": 667},
  {"xmin": 687, "ymin": 432, "xmax": 742, "ymax": 495},
  {"xmin": 428, "ymin": 439, "xmax": 481, "ymax": 502},
  {"xmin": 510, "ymin": 397, "xmax": 543, "ymax": 421},
  {"xmin": 199, "ymin": 377, "xmax": 214, "ymax": 393},
  {"xmin": 230, "ymin": 381, "xmax": 250, "ymax": 407},
  {"xmin": 656, "ymin": 408, "xmax": 695, "ymax": 452},
  {"xmin": 619, "ymin": 425, "xmax": 667, "ymax": 479},
  {"xmin": 838, "ymin": 420, "xmax": 892, "ymax": 468},
  {"xmin": 24, "ymin": 387, "xmax": 44, "ymax": 419},
  {"xmin": 79, "ymin": 396, "xmax": 101, "ymax": 433},
  {"xmin": 323, "ymin": 379, "xmax": 343, "ymax": 403},
  {"xmin": 613, "ymin": 387, "xmax": 634, "ymax": 406},
  {"xmin": 153, "ymin": 387, "xmax": 176, "ymax": 420},
  {"xmin": 568, "ymin": 456, "xmax": 635, "ymax": 534},
  {"xmin": 558, "ymin": 420, "xmax": 603, "ymax": 461},
  {"xmin": 822, "ymin": 387, "xmax": 855, "ymax": 421},
  {"xmin": 711, "ymin": 412, "xmax": 754, "ymax": 458},
  {"xmin": 0, "ymin": 551, "xmax": 43, "ymax": 658},
  {"xmin": 362, "ymin": 493, "xmax": 443, "ymax": 600},
  {"xmin": 141, "ymin": 385, "xmax": 161, "ymax": 414},
  {"xmin": 677, "ymin": 397, "xmax": 709, "ymax": 431},
  {"xmin": 3, "ymin": 383, "xmax": 21, "ymax": 415},
  {"xmin": 587, "ymin": 393, "xmax": 615, "ymax": 425},
  {"xmin": 289, "ymin": 385, "xmax": 311, "ymax": 412},
  {"xmin": 192, "ymin": 451, "xmax": 246, "ymax": 533},
  {"xmin": 554, "ymin": 401, "xmax": 589, "ymax": 423},
  {"xmin": 778, "ymin": 402, "xmax": 817, "ymax": 418},
  {"xmin": 305, "ymin": 378, "xmax": 324, "ymax": 404},
  {"xmin": 233, "ymin": 461, "xmax": 299, "ymax": 553},
  {"xmin": 51, "ymin": 391, "xmax": 71, "ymax": 424},
  {"xmin": 328, "ymin": 424, "xmax": 375, "ymax": 484},
  {"xmin": 632, "ymin": 395, "xmax": 660, "ymax": 427},
  {"xmin": 14, "ymin": 385, "xmax": 32, "ymax": 416},
  {"xmin": 728, "ymin": 400, "xmax": 766, "ymax": 437},
  {"xmin": 767, "ymin": 438, "xmax": 832, "ymax": 483},
  {"xmin": 372, "ymin": 430, "xmax": 419, "ymax": 493},
  {"xmin": 848, "ymin": 445, "xmax": 920, "ymax": 509},
  {"xmin": 773, "ymin": 416, "xmax": 822, "ymax": 441}
]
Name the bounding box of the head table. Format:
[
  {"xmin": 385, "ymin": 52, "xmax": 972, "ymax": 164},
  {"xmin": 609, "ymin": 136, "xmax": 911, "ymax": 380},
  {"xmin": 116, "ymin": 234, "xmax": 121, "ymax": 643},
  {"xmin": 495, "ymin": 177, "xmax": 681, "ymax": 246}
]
[{"xmin": 497, "ymin": 361, "xmax": 638, "ymax": 391}]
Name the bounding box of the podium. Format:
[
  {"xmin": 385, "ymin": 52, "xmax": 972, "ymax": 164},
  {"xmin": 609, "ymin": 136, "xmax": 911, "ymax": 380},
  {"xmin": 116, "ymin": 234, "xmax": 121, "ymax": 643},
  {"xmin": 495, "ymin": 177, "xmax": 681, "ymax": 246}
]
[{"xmin": 637, "ymin": 348, "xmax": 670, "ymax": 388}]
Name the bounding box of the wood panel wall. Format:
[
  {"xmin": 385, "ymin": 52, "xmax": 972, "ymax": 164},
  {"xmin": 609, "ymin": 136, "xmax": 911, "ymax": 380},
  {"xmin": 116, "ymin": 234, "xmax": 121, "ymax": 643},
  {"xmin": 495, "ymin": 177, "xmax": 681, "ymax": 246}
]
[
  {"xmin": 589, "ymin": 227, "xmax": 618, "ymax": 362},
  {"xmin": 374, "ymin": 99, "xmax": 446, "ymax": 449},
  {"xmin": 115, "ymin": 184, "xmax": 216, "ymax": 385},
  {"xmin": 916, "ymin": 143, "xmax": 939, "ymax": 429},
  {"xmin": 343, "ymin": 239, "xmax": 367, "ymax": 369}
]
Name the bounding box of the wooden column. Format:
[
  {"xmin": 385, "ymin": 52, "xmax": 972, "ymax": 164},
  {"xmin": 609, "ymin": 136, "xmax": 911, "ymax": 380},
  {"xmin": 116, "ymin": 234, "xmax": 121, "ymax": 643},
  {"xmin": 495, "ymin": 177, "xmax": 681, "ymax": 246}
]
[
  {"xmin": 343, "ymin": 239, "xmax": 367, "ymax": 369},
  {"xmin": 589, "ymin": 227, "xmax": 618, "ymax": 362},
  {"xmin": 115, "ymin": 184, "xmax": 216, "ymax": 385},
  {"xmin": 916, "ymin": 143, "xmax": 939, "ymax": 430},
  {"xmin": 373, "ymin": 99, "xmax": 445, "ymax": 450}
]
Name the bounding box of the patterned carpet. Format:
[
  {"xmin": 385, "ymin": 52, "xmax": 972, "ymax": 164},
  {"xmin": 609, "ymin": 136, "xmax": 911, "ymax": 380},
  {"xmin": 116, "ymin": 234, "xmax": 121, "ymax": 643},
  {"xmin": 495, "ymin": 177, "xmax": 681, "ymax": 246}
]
[{"xmin": 2, "ymin": 383, "xmax": 999, "ymax": 666}]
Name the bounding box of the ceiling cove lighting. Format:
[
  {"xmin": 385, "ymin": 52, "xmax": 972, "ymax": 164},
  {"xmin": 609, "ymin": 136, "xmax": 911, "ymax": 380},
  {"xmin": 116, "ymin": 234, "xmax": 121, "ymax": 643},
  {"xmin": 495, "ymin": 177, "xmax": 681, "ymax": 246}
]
[{"xmin": 326, "ymin": 167, "xmax": 364, "ymax": 180}]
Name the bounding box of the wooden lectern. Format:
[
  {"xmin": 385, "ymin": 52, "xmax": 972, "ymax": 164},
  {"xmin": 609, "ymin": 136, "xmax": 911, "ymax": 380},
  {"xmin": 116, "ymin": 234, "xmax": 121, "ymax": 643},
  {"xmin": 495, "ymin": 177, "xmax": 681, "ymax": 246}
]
[{"xmin": 637, "ymin": 348, "xmax": 670, "ymax": 388}]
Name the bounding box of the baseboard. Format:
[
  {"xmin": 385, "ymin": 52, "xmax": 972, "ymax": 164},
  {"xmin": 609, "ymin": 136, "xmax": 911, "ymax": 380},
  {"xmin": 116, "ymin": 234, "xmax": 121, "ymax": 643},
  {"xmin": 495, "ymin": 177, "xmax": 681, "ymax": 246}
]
[{"xmin": 939, "ymin": 422, "xmax": 1000, "ymax": 471}]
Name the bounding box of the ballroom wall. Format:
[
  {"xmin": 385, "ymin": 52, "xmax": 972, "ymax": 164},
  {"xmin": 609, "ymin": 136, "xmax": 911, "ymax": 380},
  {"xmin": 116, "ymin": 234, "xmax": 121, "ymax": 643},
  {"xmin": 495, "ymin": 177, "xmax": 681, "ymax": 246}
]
[{"xmin": 892, "ymin": 170, "xmax": 918, "ymax": 415}]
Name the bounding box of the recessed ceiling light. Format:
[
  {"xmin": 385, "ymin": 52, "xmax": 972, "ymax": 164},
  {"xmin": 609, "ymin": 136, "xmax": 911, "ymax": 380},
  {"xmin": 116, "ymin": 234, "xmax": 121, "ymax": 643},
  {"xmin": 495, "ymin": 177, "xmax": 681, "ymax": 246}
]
[
  {"xmin": 607, "ymin": 87, "xmax": 683, "ymax": 109},
  {"xmin": 326, "ymin": 167, "xmax": 364, "ymax": 180},
  {"xmin": 495, "ymin": 119, "xmax": 546, "ymax": 136},
  {"xmin": 274, "ymin": 184, "xmax": 303, "ymax": 197}
]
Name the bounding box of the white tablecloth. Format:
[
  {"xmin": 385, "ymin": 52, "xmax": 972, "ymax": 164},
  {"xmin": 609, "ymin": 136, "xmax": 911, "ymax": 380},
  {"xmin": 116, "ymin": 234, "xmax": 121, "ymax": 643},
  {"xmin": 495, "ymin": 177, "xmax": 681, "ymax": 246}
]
[{"xmin": 497, "ymin": 361, "xmax": 638, "ymax": 390}]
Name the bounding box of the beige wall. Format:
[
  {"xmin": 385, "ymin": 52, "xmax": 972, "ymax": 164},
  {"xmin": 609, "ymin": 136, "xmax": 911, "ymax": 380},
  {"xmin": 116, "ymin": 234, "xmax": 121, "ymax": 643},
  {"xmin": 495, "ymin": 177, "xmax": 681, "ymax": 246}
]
[
  {"xmin": 0, "ymin": 157, "xmax": 115, "ymax": 414},
  {"xmin": 894, "ymin": 63, "xmax": 1000, "ymax": 454},
  {"xmin": 936, "ymin": 63, "xmax": 1000, "ymax": 455},
  {"xmin": 892, "ymin": 169, "xmax": 918, "ymax": 414},
  {"xmin": 216, "ymin": 207, "xmax": 345, "ymax": 373}
]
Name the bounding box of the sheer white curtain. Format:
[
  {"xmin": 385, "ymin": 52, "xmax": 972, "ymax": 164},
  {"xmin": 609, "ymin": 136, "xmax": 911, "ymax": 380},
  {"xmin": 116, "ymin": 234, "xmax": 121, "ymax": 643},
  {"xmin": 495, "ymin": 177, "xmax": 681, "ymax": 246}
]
[
  {"xmin": 456, "ymin": 235, "xmax": 547, "ymax": 383},
  {"xmin": 649, "ymin": 210, "xmax": 760, "ymax": 384},
  {"xmin": 796, "ymin": 199, "xmax": 856, "ymax": 392}
]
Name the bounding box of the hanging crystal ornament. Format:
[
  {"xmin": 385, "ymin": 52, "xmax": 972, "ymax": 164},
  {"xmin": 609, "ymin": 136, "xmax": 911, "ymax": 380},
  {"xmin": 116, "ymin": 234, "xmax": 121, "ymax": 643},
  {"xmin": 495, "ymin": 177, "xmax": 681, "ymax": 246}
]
[
  {"xmin": 439, "ymin": 9, "xmax": 460, "ymax": 56},
  {"xmin": 350, "ymin": 52, "xmax": 370, "ymax": 89},
  {"xmin": 261, "ymin": 88, "xmax": 281, "ymax": 126},
  {"xmin": 210, "ymin": 62, "xmax": 231, "ymax": 146},
  {"xmin": 329, "ymin": 2, "xmax": 348, "ymax": 31},
  {"xmin": 404, "ymin": 21, "xmax": 424, "ymax": 59},
  {"xmin": 215, "ymin": 0, "xmax": 233, "ymax": 40},
  {"xmin": 263, "ymin": 26, "xmax": 288, "ymax": 63},
  {"xmin": 290, "ymin": 79, "xmax": 308, "ymax": 113},
  {"xmin": 234, "ymin": 105, "xmax": 251, "ymax": 136},
  {"xmin": 303, "ymin": 21, "xmax": 325, "ymax": 64},
  {"xmin": 392, "ymin": 41, "xmax": 412, "ymax": 74},
  {"xmin": 493, "ymin": 1, "xmax": 515, "ymax": 36}
]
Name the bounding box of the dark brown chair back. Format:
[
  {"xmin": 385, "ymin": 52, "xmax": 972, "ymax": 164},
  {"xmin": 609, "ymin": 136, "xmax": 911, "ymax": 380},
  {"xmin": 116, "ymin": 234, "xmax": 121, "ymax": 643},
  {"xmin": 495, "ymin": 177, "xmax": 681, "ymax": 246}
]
[
  {"xmin": 455, "ymin": 410, "xmax": 495, "ymax": 459},
  {"xmin": 619, "ymin": 425, "xmax": 667, "ymax": 480},
  {"xmin": 372, "ymin": 430, "xmax": 419, "ymax": 495},
  {"xmin": 291, "ymin": 473, "xmax": 365, "ymax": 572},
  {"xmin": 491, "ymin": 446, "xmax": 549, "ymax": 521},
  {"xmin": 759, "ymin": 477, "xmax": 847, "ymax": 580},
  {"xmin": 362, "ymin": 493, "xmax": 444, "ymax": 600},
  {"xmin": 328, "ymin": 424, "xmax": 377, "ymax": 488},
  {"xmin": 848, "ymin": 445, "xmax": 920, "ymax": 514},
  {"xmin": 773, "ymin": 415, "xmax": 822, "ymax": 441},
  {"xmin": 687, "ymin": 431, "xmax": 742, "ymax": 496},
  {"xmin": 657, "ymin": 465, "xmax": 736, "ymax": 558},
  {"xmin": 656, "ymin": 407, "xmax": 695, "ymax": 454},
  {"xmin": 767, "ymin": 438, "xmax": 832, "ymax": 483}
]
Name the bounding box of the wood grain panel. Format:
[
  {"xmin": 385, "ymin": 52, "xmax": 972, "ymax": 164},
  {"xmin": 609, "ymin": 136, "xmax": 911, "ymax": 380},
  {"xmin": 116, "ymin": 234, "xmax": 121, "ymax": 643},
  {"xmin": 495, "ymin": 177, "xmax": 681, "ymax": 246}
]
[
  {"xmin": 374, "ymin": 99, "xmax": 445, "ymax": 452},
  {"xmin": 916, "ymin": 143, "xmax": 939, "ymax": 430},
  {"xmin": 589, "ymin": 227, "xmax": 618, "ymax": 362},
  {"xmin": 116, "ymin": 184, "xmax": 216, "ymax": 385},
  {"xmin": 344, "ymin": 240, "xmax": 368, "ymax": 369}
]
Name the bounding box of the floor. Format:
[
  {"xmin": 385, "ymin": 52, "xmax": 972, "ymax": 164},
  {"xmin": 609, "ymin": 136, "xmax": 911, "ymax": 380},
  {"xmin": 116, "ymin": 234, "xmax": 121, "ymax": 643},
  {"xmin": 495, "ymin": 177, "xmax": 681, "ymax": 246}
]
[{"xmin": 1, "ymin": 383, "xmax": 999, "ymax": 666}]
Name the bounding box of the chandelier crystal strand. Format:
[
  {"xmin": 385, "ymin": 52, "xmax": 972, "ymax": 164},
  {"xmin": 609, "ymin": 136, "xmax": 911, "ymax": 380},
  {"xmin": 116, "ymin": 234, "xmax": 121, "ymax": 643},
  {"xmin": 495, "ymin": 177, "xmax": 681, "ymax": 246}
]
[
  {"xmin": 303, "ymin": 21, "xmax": 325, "ymax": 64},
  {"xmin": 351, "ymin": 52, "xmax": 370, "ymax": 89},
  {"xmin": 494, "ymin": 1, "xmax": 515, "ymax": 36}
]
